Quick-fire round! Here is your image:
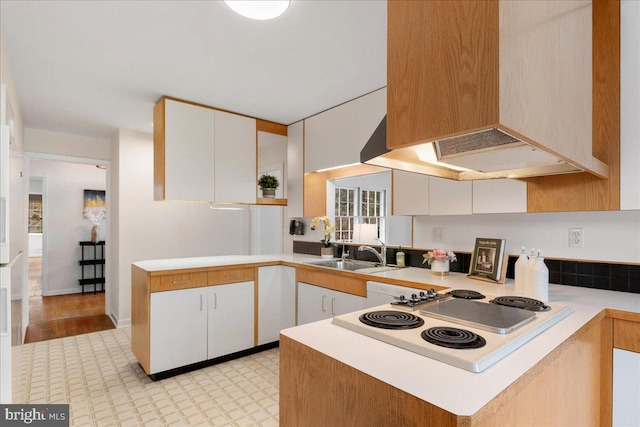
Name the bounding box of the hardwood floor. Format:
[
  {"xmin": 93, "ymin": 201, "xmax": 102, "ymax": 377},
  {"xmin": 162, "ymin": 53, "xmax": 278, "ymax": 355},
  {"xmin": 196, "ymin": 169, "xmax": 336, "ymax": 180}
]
[{"xmin": 25, "ymin": 293, "xmax": 115, "ymax": 343}]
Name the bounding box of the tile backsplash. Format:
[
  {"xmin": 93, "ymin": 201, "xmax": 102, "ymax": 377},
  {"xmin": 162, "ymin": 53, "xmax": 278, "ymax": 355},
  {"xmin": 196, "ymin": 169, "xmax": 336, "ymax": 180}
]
[{"xmin": 293, "ymin": 242, "xmax": 640, "ymax": 294}]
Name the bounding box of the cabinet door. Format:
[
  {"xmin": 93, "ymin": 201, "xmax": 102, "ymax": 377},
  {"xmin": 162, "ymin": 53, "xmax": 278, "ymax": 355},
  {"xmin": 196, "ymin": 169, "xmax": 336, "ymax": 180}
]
[
  {"xmin": 207, "ymin": 281, "xmax": 254, "ymax": 359},
  {"xmin": 162, "ymin": 99, "xmax": 216, "ymax": 201},
  {"xmin": 297, "ymin": 282, "xmax": 330, "ymax": 325},
  {"xmin": 328, "ymin": 289, "xmax": 366, "ymax": 317},
  {"xmin": 305, "ymin": 88, "xmax": 386, "ymax": 172},
  {"xmin": 613, "ymin": 348, "xmax": 640, "ymax": 427},
  {"xmin": 214, "ymin": 110, "xmax": 257, "ymax": 204},
  {"xmin": 150, "ymin": 287, "xmax": 208, "ymax": 374},
  {"xmin": 472, "ymin": 179, "xmax": 526, "ymax": 214},
  {"xmin": 393, "ymin": 170, "xmax": 430, "ymax": 215},
  {"xmin": 258, "ymin": 266, "xmax": 296, "ymax": 345},
  {"xmin": 428, "ymin": 177, "xmax": 472, "ymax": 215},
  {"xmin": 620, "ymin": 0, "xmax": 640, "ymax": 210}
]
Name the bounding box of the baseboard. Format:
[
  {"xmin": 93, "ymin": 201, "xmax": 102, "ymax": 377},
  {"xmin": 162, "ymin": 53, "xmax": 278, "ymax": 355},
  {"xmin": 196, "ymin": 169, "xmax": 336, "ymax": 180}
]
[
  {"xmin": 41, "ymin": 288, "xmax": 83, "ymax": 296},
  {"xmin": 147, "ymin": 341, "xmax": 280, "ymax": 381}
]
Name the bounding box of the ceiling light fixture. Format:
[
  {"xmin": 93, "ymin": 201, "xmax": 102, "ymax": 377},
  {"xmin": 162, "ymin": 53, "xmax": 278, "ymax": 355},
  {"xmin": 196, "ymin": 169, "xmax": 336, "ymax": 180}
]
[{"xmin": 224, "ymin": 0, "xmax": 291, "ymax": 20}]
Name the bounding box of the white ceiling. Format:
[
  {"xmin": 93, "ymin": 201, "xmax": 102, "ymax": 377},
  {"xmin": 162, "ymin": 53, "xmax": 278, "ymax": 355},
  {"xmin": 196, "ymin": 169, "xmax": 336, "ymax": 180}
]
[{"xmin": 0, "ymin": 1, "xmax": 387, "ymax": 140}]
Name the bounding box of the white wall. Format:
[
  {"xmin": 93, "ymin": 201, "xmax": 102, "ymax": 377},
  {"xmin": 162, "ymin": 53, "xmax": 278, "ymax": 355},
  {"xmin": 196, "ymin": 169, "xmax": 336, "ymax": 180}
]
[
  {"xmin": 24, "ymin": 128, "xmax": 111, "ymax": 161},
  {"xmin": 113, "ymin": 129, "xmax": 251, "ymax": 326},
  {"xmin": 413, "ymin": 210, "xmax": 640, "ymax": 263},
  {"xmin": 29, "ymin": 159, "xmax": 107, "ymax": 295}
]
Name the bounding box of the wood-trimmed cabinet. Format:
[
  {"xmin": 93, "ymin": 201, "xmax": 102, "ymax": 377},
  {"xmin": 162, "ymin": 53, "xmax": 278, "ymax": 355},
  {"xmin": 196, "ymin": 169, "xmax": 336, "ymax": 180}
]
[
  {"xmin": 208, "ymin": 281, "xmax": 254, "ymax": 359},
  {"xmin": 154, "ymin": 97, "xmax": 256, "ymax": 204},
  {"xmin": 258, "ymin": 266, "xmax": 296, "ymax": 345},
  {"xmin": 612, "ymin": 316, "xmax": 640, "ymax": 426},
  {"xmin": 149, "ymin": 286, "xmax": 208, "ymax": 374},
  {"xmin": 297, "ymin": 282, "xmax": 366, "ymax": 325}
]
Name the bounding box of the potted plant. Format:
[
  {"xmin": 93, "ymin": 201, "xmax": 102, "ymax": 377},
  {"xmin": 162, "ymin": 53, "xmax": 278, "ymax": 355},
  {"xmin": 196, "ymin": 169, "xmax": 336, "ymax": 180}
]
[{"xmin": 258, "ymin": 174, "xmax": 280, "ymax": 198}]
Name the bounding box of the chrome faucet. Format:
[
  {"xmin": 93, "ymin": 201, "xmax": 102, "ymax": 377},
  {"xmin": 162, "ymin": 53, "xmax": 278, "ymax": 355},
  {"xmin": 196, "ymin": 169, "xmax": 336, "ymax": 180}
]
[
  {"xmin": 341, "ymin": 244, "xmax": 350, "ymax": 261},
  {"xmin": 358, "ymin": 238, "xmax": 387, "ymax": 266}
]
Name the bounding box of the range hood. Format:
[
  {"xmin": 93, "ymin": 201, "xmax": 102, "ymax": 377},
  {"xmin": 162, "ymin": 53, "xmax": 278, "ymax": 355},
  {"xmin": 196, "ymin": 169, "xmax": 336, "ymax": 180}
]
[
  {"xmin": 364, "ymin": 0, "xmax": 609, "ymax": 181},
  {"xmin": 361, "ymin": 117, "xmax": 587, "ymax": 180}
]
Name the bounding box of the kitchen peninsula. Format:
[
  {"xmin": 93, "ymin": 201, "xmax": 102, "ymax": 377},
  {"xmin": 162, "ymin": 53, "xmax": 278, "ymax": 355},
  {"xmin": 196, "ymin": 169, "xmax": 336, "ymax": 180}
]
[{"xmin": 131, "ymin": 255, "xmax": 640, "ymax": 426}]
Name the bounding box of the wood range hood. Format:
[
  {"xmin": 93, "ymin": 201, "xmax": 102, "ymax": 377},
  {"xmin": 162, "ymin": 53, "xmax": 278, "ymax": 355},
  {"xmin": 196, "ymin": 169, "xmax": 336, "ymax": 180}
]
[{"xmin": 362, "ymin": 0, "xmax": 610, "ymax": 181}]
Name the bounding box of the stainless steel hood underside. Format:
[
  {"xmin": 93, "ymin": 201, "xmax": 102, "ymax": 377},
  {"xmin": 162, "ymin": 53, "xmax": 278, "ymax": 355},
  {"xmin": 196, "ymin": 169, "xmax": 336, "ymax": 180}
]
[{"xmin": 360, "ymin": 117, "xmax": 584, "ymax": 181}]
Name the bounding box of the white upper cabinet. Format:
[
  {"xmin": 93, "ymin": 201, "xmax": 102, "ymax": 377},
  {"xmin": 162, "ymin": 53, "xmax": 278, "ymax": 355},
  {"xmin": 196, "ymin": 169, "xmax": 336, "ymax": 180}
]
[
  {"xmin": 428, "ymin": 177, "xmax": 472, "ymax": 216},
  {"xmin": 620, "ymin": 0, "xmax": 640, "ymax": 210},
  {"xmin": 154, "ymin": 98, "xmax": 256, "ymax": 203},
  {"xmin": 161, "ymin": 99, "xmax": 216, "ymax": 201},
  {"xmin": 287, "ymin": 121, "xmax": 304, "ymax": 217},
  {"xmin": 214, "ymin": 110, "xmax": 257, "ymax": 204},
  {"xmin": 472, "ymin": 179, "xmax": 527, "ymax": 214},
  {"xmin": 393, "ymin": 170, "xmax": 430, "ymax": 216},
  {"xmin": 304, "ymin": 88, "xmax": 386, "ymax": 173}
]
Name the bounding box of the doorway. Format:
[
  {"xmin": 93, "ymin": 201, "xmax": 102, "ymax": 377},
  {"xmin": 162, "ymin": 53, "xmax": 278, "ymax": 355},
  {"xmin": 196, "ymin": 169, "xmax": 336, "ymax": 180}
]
[
  {"xmin": 24, "ymin": 156, "xmax": 113, "ymax": 343},
  {"xmin": 28, "ymin": 177, "xmax": 44, "ymax": 297}
]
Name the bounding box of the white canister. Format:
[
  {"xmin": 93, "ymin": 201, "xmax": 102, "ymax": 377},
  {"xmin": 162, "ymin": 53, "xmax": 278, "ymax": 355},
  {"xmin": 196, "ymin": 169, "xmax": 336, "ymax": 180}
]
[
  {"xmin": 514, "ymin": 247, "xmax": 528, "ymax": 294},
  {"xmin": 531, "ymin": 251, "xmax": 549, "ymax": 302}
]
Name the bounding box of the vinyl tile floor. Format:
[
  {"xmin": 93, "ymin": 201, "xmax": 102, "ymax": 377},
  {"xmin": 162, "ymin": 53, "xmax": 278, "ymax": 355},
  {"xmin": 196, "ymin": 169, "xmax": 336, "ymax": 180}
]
[{"xmin": 13, "ymin": 327, "xmax": 280, "ymax": 426}]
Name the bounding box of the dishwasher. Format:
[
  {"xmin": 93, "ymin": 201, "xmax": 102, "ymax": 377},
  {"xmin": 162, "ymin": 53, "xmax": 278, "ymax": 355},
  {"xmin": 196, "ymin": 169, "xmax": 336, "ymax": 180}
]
[{"xmin": 366, "ymin": 281, "xmax": 426, "ymax": 308}]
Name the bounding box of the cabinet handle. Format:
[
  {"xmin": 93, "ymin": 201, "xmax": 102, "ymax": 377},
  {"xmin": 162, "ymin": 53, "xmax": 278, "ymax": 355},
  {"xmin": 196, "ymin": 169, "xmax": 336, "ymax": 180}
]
[
  {"xmin": 321, "ymin": 295, "xmax": 326, "ymax": 312},
  {"xmin": 331, "ymin": 298, "xmax": 336, "ymax": 316},
  {"xmin": 172, "ymin": 279, "xmax": 190, "ymax": 285},
  {"xmin": 224, "ymin": 274, "xmax": 242, "ymax": 280},
  {"xmin": 200, "ymin": 294, "xmax": 203, "ymax": 311}
]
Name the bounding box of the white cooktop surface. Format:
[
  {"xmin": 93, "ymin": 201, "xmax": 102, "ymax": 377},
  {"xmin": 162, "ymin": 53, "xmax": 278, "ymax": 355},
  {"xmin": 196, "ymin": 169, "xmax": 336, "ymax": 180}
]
[{"xmin": 332, "ymin": 296, "xmax": 573, "ymax": 373}]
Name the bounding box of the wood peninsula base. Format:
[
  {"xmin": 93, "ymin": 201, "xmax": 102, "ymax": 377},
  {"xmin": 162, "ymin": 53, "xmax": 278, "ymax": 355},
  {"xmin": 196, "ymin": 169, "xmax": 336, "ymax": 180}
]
[{"xmin": 280, "ymin": 312, "xmax": 612, "ymax": 427}]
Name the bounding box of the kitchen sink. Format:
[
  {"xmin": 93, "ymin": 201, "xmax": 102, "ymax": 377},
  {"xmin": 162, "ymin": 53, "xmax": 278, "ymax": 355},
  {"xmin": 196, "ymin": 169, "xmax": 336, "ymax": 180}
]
[{"xmin": 306, "ymin": 259, "xmax": 398, "ymax": 273}]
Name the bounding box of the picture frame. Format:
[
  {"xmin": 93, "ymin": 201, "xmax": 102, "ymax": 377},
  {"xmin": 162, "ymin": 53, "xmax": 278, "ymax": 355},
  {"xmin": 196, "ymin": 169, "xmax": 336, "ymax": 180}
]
[
  {"xmin": 468, "ymin": 237, "xmax": 508, "ymax": 284},
  {"xmin": 83, "ymin": 189, "xmax": 106, "ymax": 219}
]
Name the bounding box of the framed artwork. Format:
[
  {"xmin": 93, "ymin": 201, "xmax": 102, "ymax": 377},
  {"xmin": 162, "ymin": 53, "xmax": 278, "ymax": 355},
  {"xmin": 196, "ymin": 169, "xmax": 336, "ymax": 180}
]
[
  {"xmin": 468, "ymin": 237, "xmax": 507, "ymax": 283},
  {"xmin": 83, "ymin": 189, "xmax": 106, "ymax": 224}
]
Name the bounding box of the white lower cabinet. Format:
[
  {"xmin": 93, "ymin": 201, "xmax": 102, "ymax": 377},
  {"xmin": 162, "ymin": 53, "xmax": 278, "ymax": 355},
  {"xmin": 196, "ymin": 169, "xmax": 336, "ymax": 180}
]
[
  {"xmin": 258, "ymin": 266, "xmax": 296, "ymax": 345},
  {"xmin": 297, "ymin": 282, "xmax": 366, "ymax": 325},
  {"xmin": 208, "ymin": 281, "xmax": 255, "ymax": 359},
  {"xmin": 613, "ymin": 348, "xmax": 640, "ymax": 427},
  {"xmin": 150, "ymin": 287, "xmax": 208, "ymax": 374}
]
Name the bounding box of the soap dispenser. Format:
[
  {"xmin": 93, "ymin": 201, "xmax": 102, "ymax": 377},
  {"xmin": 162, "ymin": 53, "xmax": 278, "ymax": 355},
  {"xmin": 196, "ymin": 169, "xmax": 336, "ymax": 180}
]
[
  {"xmin": 514, "ymin": 247, "xmax": 528, "ymax": 294},
  {"xmin": 396, "ymin": 246, "xmax": 405, "ymax": 267}
]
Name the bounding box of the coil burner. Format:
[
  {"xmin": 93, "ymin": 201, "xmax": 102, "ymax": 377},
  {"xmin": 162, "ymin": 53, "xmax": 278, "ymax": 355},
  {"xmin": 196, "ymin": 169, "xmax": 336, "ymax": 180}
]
[
  {"xmin": 447, "ymin": 289, "xmax": 486, "ymax": 300},
  {"xmin": 421, "ymin": 326, "xmax": 487, "ymax": 349},
  {"xmin": 490, "ymin": 296, "xmax": 551, "ymax": 312},
  {"xmin": 359, "ymin": 311, "xmax": 425, "ymax": 330}
]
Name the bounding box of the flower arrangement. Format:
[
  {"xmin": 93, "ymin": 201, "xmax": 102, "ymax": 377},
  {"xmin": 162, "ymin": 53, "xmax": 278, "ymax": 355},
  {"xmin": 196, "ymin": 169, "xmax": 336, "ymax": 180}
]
[
  {"xmin": 310, "ymin": 216, "xmax": 335, "ymax": 248},
  {"xmin": 422, "ymin": 249, "xmax": 457, "ymax": 265},
  {"xmin": 83, "ymin": 198, "xmax": 106, "ymax": 226}
]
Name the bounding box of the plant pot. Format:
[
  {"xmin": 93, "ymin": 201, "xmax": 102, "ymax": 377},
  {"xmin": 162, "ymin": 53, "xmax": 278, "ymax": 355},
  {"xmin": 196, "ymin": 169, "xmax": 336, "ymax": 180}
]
[
  {"xmin": 431, "ymin": 259, "xmax": 449, "ymax": 276},
  {"xmin": 320, "ymin": 247, "xmax": 333, "ymax": 259},
  {"xmin": 91, "ymin": 225, "xmax": 99, "ymax": 243},
  {"xmin": 262, "ymin": 188, "xmax": 276, "ymax": 198}
]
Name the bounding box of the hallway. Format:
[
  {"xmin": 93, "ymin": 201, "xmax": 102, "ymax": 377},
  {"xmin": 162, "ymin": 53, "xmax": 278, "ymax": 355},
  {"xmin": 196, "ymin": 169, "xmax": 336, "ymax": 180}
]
[{"xmin": 25, "ymin": 258, "xmax": 114, "ymax": 343}]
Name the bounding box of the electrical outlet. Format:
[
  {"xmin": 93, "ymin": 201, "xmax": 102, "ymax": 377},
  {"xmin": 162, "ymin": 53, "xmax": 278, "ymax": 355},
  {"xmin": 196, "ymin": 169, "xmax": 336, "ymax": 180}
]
[
  {"xmin": 569, "ymin": 228, "xmax": 584, "ymax": 248},
  {"xmin": 432, "ymin": 227, "xmax": 445, "ymax": 243}
]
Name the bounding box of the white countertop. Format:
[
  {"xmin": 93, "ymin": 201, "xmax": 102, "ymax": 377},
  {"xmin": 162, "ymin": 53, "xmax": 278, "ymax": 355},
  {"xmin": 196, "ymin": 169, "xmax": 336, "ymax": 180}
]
[
  {"xmin": 133, "ymin": 253, "xmax": 640, "ymax": 416},
  {"xmin": 132, "ymin": 253, "xmax": 319, "ymax": 271}
]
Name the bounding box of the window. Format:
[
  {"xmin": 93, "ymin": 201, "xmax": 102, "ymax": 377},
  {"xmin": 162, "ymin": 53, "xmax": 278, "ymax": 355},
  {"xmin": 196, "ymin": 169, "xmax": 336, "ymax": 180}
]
[
  {"xmin": 334, "ymin": 187, "xmax": 385, "ymax": 242},
  {"xmin": 28, "ymin": 194, "xmax": 43, "ymax": 233}
]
